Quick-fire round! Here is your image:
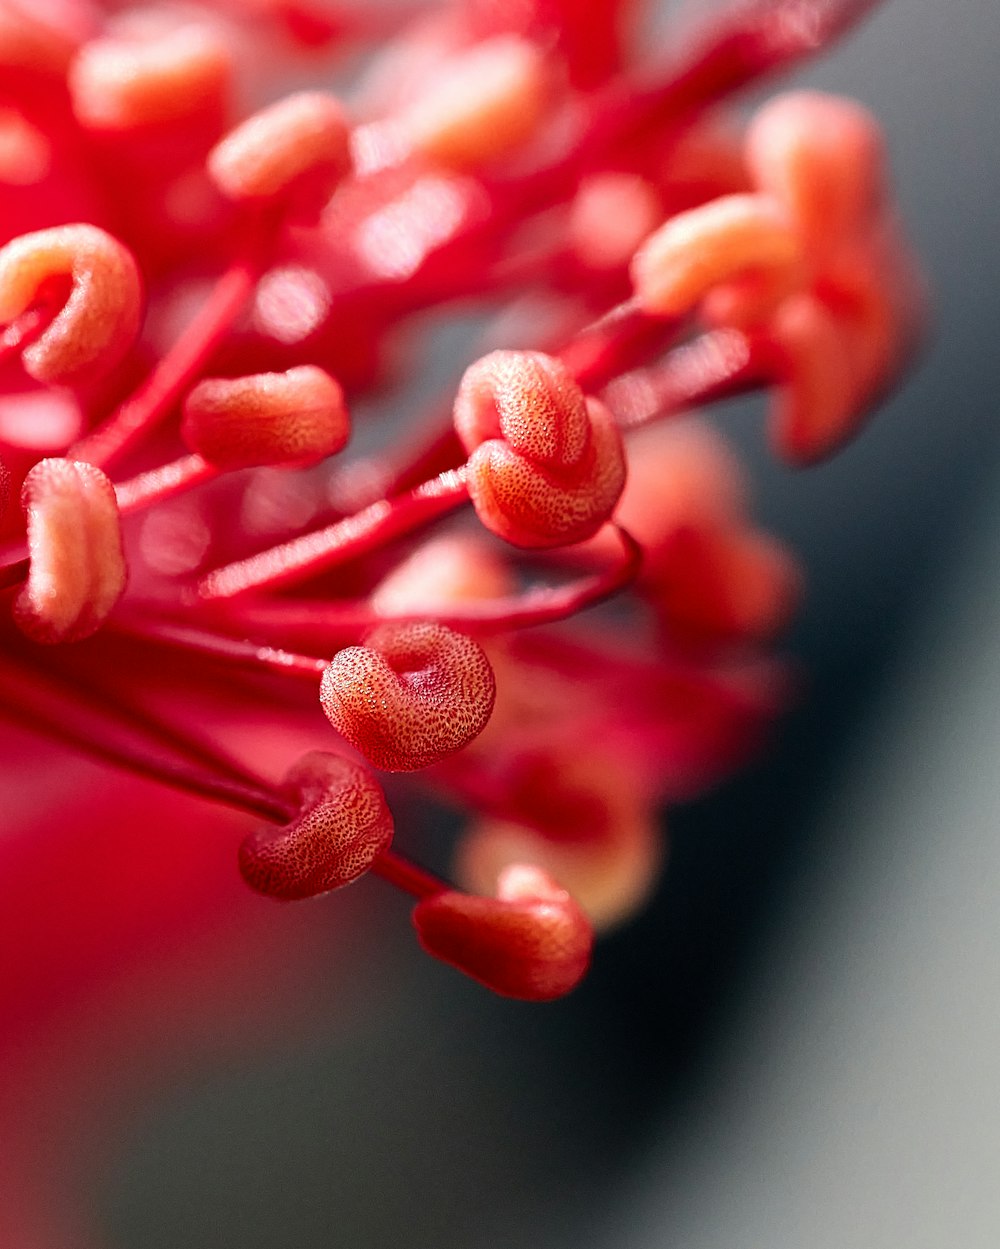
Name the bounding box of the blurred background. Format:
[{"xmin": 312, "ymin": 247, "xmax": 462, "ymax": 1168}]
[{"xmin": 47, "ymin": 0, "xmax": 1000, "ymax": 1243}]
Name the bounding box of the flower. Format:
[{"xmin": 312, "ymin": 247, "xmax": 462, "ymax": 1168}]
[{"xmin": 0, "ymin": 0, "xmax": 923, "ymax": 1025}]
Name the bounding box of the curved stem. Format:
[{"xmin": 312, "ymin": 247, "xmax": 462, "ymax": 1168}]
[
  {"xmin": 115, "ymin": 453, "xmax": 217, "ymax": 515},
  {"xmin": 558, "ymin": 299, "xmax": 684, "ymax": 391},
  {"xmin": 206, "ymin": 523, "xmax": 642, "ymax": 643},
  {"xmin": 197, "ymin": 467, "xmax": 470, "ymax": 602}
]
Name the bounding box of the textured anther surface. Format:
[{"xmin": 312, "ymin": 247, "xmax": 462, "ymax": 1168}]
[
  {"xmin": 454, "ymin": 350, "xmax": 626, "ymax": 548},
  {"xmin": 0, "ymin": 224, "xmax": 142, "ymax": 385},
  {"xmin": 239, "ymin": 751, "xmax": 394, "ymax": 901},
  {"xmin": 207, "ymin": 91, "xmax": 352, "ymax": 221},
  {"xmin": 412, "ymin": 864, "xmax": 594, "ymax": 1000},
  {"xmin": 15, "ymin": 458, "xmax": 127, "ymax": 644},
  {"xmin": 320, "ymin": 621, "xmax": 496, "ymax": 771},
  {"xmin": 181, "ymin": 366, "xmax": 350, "ymax": 469},
  {"xmin": 455, "ymin": 350, "xmax": 591, "ymax": 465}
]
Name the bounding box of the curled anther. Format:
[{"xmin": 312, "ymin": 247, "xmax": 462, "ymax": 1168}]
[
  {"xmin": 181, "ymin": 366, "xmax": 350, "ymax": 470},
  {"xmin": 207, "ymin": 91, "xmax": 352, "ymax": 223},
  {"xmin": 630, "ymin": 193, "xmax": 803, "ymax": 321},
  {"xmin": 0, "ymin": 224, "xmax": 142, "ymax": 386},
  {"xmin": 411, "ymin": 864, "xmax": 593, "ymax": 1001},
  {"xmin": 15, "ymin": 458, "xmax": 127, "ymax": 644},
  {"xmin": 454, "ymin": 350, "xmax": 626, "ymax": 549},
  {"xmin": 239, "ymin": 751, "xmax": 394, "ymax": 901},
  {"xmin": 320, "ymin": 621, "xmax": 496, "ymax": 772}
]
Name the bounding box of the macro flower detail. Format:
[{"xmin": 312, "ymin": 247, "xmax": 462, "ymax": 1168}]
[{"xmin": 0, "ymin": 0, "xmax": 925, "ymax": 1009}]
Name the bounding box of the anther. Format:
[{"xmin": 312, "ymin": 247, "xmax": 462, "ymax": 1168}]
[
  {"xmin": 745, "ymin": 91, "xmax": 886, "ymax": 257},
  {"xmin": 630, "ymin": 193, "xmax": 803, "ymax": 321},
  {"xmin": 69, "ymin": 23, "xmax": 231, "ymax": 134},
  {"xmin": 320, "ymin": 621, "xmax": 496, "ymax": 771},
  {"xmin": 14, "ymin": 458, "xmax": 127, "ymax": 644},
  {"xmin": 411, "ymin": 864, "xmax": 593, "ymax": 1001},
  {"xmin": 207, "ymin": 91, "xmax": 352, "ymax": 224},
  {"xmin": 0, "ymin": 224, "xmax": 143, "ymax": 386},
  {"xmin": 394, "ymin": 36, "xmax": 547, "ymax": 169},
  {"xmin": 454, "ymin": 350, "xmax": 626, "ymax": 548},
  {"xmin": 239, "ymin": 751, "xmax": 394, "ymax": 901},
  {"xmin": 181, "ymin": 366, "xmax": 350, "ymax": 470}
]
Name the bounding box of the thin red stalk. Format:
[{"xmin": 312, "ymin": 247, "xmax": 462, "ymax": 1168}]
[
  {"xmin": 558, "ymin": 299, "xmax": 685, "ymax": 391},
  {"xmin": 30, "ymin": 639, "xmax": 289, "ymax": 796},
  {"xmin": 341, "ymin": 422, "xmax": 467, "ymax": 509},
  {"xmin": 197, "ymin": 467, "xmax": 470, "ymax": 602},
  {"xmin": 111, "ymin": 616, "xmax": 328, "ymax": 681},
  {"xmin": 579, "ymin": 0, "xmax": 885, "ymax": 166},
  {"xmin": 335, "ymin": 306, "xmax": 684, "ymax": 517},
  {"xmin": 115, "ymin": 453, "xmax": 217, "ymax": 514},
  {"xmin": 0, "ymin": 654, "xmax": 291, "ymax": 823},
  {"xmin": 370, "ymin": 848, "xmax": 445, "ymax": 899},
  {"xmin": 604, "ymin": 328, "xmax": 777, "ymax": 430},
  {"xmin": 71, "ymin": 214, "xmax": 280, "ymax": 471}
]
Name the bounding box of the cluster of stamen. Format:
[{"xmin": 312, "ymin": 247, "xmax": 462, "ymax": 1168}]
[{"xmin": 0, "ymin": 0, "xmax": 923, "ymax": 1000}]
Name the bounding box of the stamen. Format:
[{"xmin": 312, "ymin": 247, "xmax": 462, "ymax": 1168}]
[
  {"xmin": 392, "ymin": 36, "xmax": 547, "ymax": 170},
  {"xmin": 630, "ymin": 194, "xmax": 804, "ymax": 320},
  {"xmin": 197, "ymin": 469, "xmax": 470, "ymax": 601},
  {"xmin": 207, "ymin": 91, "xmax": 352, "ymax": 225},
  {"xmin": 0, "ymin": 224, "xmax": 143, "ymax": 386},
  {"xmin": 70, "ymin": 232, "xmax": 275, "ymax": 470},
  {"xmin": 320, "ymin": 621, "xmax": 496, "ymax": 771},
  {"xmin": 69, "ymin": 23, "xmax": 231, "ymax": 134},
  {"xmin": 181, "ymin": 366, "xmax": 350, "ymax": 470},
  {"xmin": 412, "ymin": 864, "xmax": 593, "ymax": 1001},
  {"xmin": 15, "ymin": 458, "xmax": 127, "ymax": 644},
  {"xmin": 239, "ymin": 750, "xmax": 394, "ymax": 900},
  {"xmin": 455, "ymin": 350, "xmax": 626, "ymax": 548}
]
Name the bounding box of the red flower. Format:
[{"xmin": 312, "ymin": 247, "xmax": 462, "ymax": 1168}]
[{"xmin": 0, "ymin": 0, "xmax": 923, "ymax": 1036}]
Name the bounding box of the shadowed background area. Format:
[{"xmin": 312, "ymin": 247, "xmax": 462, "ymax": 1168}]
[{"xmin": 76, "ymin": 0, "xmax": 1000, "ymax": 1244}]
